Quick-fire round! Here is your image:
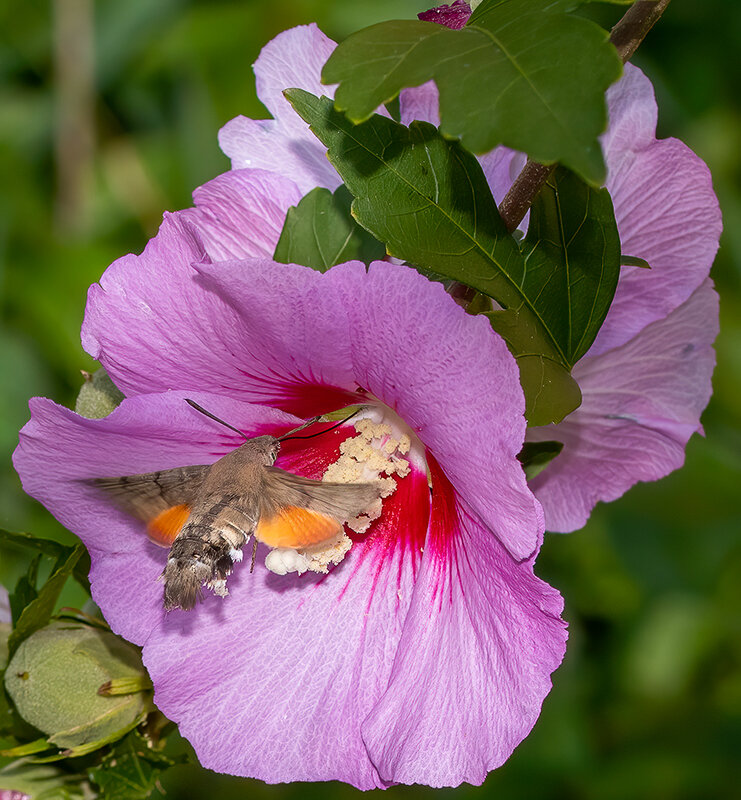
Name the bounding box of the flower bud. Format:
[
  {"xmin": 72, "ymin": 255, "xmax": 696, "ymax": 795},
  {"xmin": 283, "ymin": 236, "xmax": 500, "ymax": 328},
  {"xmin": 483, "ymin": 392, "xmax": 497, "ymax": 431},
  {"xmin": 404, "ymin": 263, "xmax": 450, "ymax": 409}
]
[
  {"xmin": 74, "ymin": 368, "xmax": 124, "ymax": 419},
  {"xmin": 3, "ymin": 622, "xmax": 151, "ymax": 750}
]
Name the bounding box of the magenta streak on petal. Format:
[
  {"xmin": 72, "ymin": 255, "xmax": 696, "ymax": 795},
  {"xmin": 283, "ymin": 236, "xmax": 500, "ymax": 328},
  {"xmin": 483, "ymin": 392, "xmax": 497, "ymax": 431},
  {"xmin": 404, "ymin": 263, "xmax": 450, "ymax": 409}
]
[
  {"xmin": 344, "ymin": 466, "xmax": 432, "ymax": 614},
  {"xmin": 262, "ymin": 380, "xmax": 363, "ymax": 419},
  {"xmin": 427, "ymin": 455, "xmax": 463, "ymax": 611}
]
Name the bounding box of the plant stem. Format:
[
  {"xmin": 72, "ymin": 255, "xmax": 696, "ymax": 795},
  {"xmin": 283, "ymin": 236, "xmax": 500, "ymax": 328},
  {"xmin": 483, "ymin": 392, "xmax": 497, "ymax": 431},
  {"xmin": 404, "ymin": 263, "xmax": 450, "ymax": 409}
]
[
  {"xmin": 610, "ymin": 0, "xmax": 673, "ymax": 62},
  {"xmin": 496, "ymin": 0, "xmax": 672, "ymax": 233}
]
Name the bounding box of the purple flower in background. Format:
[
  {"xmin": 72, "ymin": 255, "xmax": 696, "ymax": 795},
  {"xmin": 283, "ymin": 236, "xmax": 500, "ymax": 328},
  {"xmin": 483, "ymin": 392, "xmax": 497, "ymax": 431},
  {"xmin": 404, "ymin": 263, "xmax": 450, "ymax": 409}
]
[
  {"xmin": 418, "ymin": 0, "xmax": 472, "ymax": 29},
  {"xmin": 14, "ymin": 171, "xmax": 566, "ymax": 784},
  {"xmin": 221, "ymin": 24, "xmax": 721, "ymax": 533}
]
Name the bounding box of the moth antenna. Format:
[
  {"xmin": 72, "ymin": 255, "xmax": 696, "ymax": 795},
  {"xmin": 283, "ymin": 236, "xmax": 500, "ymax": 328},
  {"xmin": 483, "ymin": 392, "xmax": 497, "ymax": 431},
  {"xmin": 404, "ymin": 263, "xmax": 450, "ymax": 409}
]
[
  {"xmin": 279, "ymin": 408, "xmax": 361, "ymax": 442},
  {"xmin": 185, "ymin": 399, "xmax": 250, "ymax": 440},
  {"xmin": 250, "ymin": 538, "xmax": 258, "ymax": 574}
]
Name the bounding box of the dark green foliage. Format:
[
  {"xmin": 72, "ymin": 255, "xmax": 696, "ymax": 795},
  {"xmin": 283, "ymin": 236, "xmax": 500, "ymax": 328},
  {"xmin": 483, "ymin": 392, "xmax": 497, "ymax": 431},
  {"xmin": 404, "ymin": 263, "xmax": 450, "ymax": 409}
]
[
  {"xmin": 88, "ymin": 732, "xmax": 183, "ymax": 800},
  {"xmin": 322, "ymin": 0, "xmax": 624, "ymax": 184},
  {"xmin": 274, "ymin": 185, "xmax": 385, "ymax": 270},
  {"xmin": 520, "ymin": 166, "xmax": 621, "ymax": 365},
  {"xmin": 517, "ymin": 440, "xmax": 564, "ymax": 481}
]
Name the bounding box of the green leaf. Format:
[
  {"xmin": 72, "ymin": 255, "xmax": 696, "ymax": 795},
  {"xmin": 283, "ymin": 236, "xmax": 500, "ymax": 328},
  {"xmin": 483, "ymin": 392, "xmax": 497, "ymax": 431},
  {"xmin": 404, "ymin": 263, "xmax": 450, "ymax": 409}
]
[
  {"xmin": 518, "ymin": 440, "xmax": 564, "ymax": 481},
  {"xmin": 0, "ymin": 759, "xmax": 87, "ymax": 799},
  {"xmin": 384, "ymin": 94, "xmax": 401, "ymax": 122},
  {"xmin": 621, "ymin": 254, "xmax": 651, "ymax": 268},
  {"xmin": 520, "ymin": 166, "xmax": 621, "ymax": 364},
  {"xmin": 1, "ymin": 528, "xmax": 91, "ymax": 598},
  {"xmin": 88, "ymin": 731, "xmax": 181, "ymax": 800},
  {"xmin": 0, "ymin": 736, "xmax": 54, "ymax": 757},
  {"xmin": 274, "ymin": 185, "xmax": 385, "ymax": 271},
  {"xmin": 7, "ymin": 545, "xmax": 85, "ymax": 656},
  {"xmin": 9, "ymin": 554, "xmax": 41, "ymax": 625},
  {"xmin": 322, "ymin": 0, "xmax": 622, "ymax": 184},
  {"xmin": 285, "ymin": 91, "xmax": 586, "ymax": 423},
  {"xmin": 513, "ymin": 354, "xmax": 582, "ymax": 427}
]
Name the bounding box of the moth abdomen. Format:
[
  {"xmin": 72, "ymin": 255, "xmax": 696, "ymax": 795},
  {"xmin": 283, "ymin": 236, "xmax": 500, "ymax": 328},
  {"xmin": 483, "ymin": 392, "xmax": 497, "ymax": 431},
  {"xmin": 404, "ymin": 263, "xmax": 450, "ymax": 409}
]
[
  {"xmin": 162, "ymin": 554, "xmax": 211, "ymax": 611},
  {"xmin": 162, "ymin": 498, "xmax": 257, "ymax": 611}
]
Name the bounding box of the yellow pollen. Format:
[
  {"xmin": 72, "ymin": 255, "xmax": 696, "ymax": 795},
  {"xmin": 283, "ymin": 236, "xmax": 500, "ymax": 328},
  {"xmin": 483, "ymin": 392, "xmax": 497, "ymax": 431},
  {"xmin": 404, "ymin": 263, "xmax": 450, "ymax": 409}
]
[{"xmin": 266, "ymin": 415, "xmax": 412, "ymax": 575}]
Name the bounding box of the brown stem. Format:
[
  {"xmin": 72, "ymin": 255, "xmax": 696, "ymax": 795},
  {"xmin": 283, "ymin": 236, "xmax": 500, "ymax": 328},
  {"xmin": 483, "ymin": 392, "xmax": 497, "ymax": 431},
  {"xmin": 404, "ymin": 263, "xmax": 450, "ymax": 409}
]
[
  {"xmin": 496, "ymin": 0, "xmax": 673, "ymax": 233},
  {"xmin": 610, "ymin": 0, "xmax": 672, "ymax": 63}
]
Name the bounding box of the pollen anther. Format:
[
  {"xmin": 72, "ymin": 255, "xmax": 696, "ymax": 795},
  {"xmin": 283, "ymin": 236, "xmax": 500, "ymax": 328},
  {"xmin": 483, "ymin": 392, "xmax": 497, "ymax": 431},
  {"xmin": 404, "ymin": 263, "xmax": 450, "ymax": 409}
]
[{"xmin": 264, "ymin": 413, "xmax": 413, "ymax": 576}]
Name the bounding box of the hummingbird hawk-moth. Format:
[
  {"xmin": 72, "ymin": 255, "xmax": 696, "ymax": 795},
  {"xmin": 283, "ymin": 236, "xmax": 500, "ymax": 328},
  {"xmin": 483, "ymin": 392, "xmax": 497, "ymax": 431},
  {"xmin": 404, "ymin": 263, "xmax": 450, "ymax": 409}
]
[{"xmin": 91, "ymin": 402, "xmax": 382, "ymax": 611}]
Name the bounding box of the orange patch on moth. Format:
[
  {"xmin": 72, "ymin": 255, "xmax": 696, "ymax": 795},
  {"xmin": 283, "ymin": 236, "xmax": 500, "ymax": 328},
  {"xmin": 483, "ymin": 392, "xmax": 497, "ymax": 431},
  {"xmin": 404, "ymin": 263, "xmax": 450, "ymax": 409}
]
[
  {"xmin": 256, "ymin": 506, "xmax": 342, "ymax": 549},
  {"xmin": 146, "ymin": 504, "xmax": 191, "ymax": 547}
]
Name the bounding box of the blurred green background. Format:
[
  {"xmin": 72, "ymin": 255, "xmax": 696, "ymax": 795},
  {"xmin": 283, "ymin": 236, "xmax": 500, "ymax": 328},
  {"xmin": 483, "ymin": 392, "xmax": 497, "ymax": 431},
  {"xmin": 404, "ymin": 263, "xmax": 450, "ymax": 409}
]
[{"xmin": 1, "ymin": 0, "xmax": 739, "ymax": 798}]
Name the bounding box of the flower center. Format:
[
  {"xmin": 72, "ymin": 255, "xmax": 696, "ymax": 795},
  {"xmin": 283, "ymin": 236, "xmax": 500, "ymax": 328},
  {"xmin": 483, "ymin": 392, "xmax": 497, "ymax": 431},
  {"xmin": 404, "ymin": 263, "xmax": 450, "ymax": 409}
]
[{"xmin": 264, "ymin": 406, "xmax": 422, "ymax": 576}]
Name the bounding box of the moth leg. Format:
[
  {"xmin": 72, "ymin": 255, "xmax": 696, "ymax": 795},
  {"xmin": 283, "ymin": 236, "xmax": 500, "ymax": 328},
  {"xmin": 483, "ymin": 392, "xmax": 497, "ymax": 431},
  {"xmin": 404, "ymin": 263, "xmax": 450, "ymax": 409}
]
[{"xmin": 250, "ymin": 537, "xmax": 258, "ymax": 573}]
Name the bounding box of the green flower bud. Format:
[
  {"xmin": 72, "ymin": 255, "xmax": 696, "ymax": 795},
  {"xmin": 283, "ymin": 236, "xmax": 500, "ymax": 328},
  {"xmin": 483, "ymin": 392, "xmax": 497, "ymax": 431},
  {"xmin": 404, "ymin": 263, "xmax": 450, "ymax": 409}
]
[
  {"xmin": 74, "ymin": 368, "xmax": 124, "ymax": 419},
  {"xmin": 3, "ymin": 622, "xmax": 152, "ymax": 750}
]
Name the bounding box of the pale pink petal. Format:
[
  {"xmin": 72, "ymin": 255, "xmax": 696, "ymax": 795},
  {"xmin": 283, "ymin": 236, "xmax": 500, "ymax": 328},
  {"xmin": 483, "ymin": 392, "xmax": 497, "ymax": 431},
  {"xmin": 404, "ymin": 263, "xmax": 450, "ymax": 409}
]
[
  {"xmin": 589, "ymin": 65, "xmax": 722, "ymax": 355},
  {"xmin": 218, "ymin": 116, "xmax": 342, "ymax": 196},
  {"xmin": 179, "ymin": 169, "xmax": 303, "ymax": 260},
  {"xmin": 527, "ymin": 280, "xmax": 718, "ymax": 532},
  {"xmin": 361, "ymin": 460, "xmax": 566, "ymax": 785},
  {"xmin": 0, "ymin": 585, "xmax": 10, "ymax": 624},
  {"xmin": 145, "ymin": 466, "xmax": 432, "ymax": 788},
  {"xmin": 81, "ymin": 215, "xmax": 244, "ymax": 398},
  {"xmin": 218, "ymin": 25, "xmax": 341, "ymax": 194},
  {"xmin": 252, "ymin": 24, "xmax": 338, "ymax": 137},
  {"xmin": 400, "ymin": 81, "xmax": 440, "ymax": 127}
]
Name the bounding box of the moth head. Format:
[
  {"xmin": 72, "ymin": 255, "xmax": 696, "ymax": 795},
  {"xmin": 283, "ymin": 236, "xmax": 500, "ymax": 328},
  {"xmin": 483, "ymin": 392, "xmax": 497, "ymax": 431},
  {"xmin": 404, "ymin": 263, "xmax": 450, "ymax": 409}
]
[{"xmin": 237, "ymin": 435, "xmax": 280, "ymax": 466}]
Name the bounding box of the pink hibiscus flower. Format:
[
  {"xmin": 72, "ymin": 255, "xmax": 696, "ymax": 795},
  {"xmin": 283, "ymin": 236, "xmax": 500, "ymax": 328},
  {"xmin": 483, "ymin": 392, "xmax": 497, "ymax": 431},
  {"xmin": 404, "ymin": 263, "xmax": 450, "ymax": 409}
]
[
  {"xmin": 221, "ymin": 24, "xmax": 721, "ymax": 532},
  {"xmin": 14, "ymin": 179, "xmax": 566, "ymax": 784}
]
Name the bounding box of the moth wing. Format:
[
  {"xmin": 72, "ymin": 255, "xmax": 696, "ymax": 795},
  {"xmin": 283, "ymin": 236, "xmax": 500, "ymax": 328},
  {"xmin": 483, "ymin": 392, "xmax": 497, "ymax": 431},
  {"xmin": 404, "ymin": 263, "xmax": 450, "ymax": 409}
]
[
  {"xmin": 90, "ymin": 465, "xmax": 209, "ymax": 546},
  {"xmin": 256, "ymin": 467, "xmax": 383, "ymax": 549},
  {"xmin": 146, "ymin": 504, "xmax": 192, "ymax": 547},
  {"xmin": 256, "ymin": 506, "xmax": 343, "ymax": 549}
]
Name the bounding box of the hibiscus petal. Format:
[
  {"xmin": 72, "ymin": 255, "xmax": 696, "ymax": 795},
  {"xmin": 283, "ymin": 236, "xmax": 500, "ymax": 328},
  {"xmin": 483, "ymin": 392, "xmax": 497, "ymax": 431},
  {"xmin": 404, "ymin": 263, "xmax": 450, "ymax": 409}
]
[
  {"xmin": 81, "ymin": 166, "xmax": 307, "ymax": 398},
  {"xmin": 400, "ymin": 81, "xmax": 441, "ymax": 128},
  {"xmin": 250, "ymin": 24, "xmax": 338, "ymax": 139},
  {"xmin": 218, "ymin": 25, "xmax": 341, "ymax": 194},
  {"xmin": 179, "ymin": 169, "xmax": 303, "ymax": 260},
  {"xmin": 137, "ymin": 466, "xmax": 432, "ymax": 788},
  {"xmin": 12, "ymin": 392, "xmax": 302, "ymax": 641},
  {"xmin": 418, "ymin": 1, "xmax": 472, "ymax": 30},
  {"xmin": 196, "ymin": 258, "xmax": 542, "ymax": 560},
  {"xmin": 527, "ymin": 280, "xmax": 718, "ymax": 532},
  {"xmin": 81, "ymin": 215, "xmax": 249, "ymax": 397},
  {"xmin": 361, "ymin": 459, "xmax": 566, "ymax": 786},
  {"xmin": 589, "ymin": 65, "xmax": 722, "ymax": 355}
]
